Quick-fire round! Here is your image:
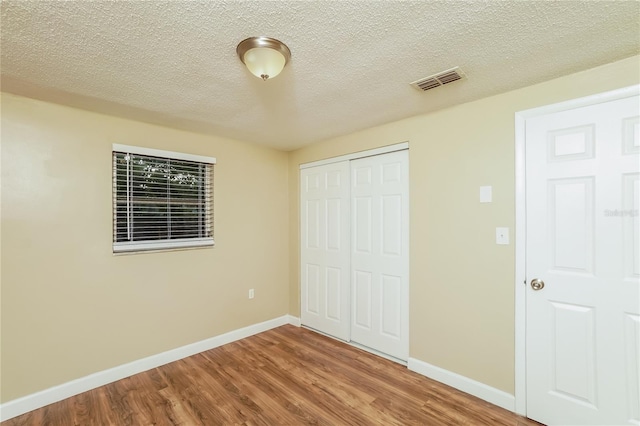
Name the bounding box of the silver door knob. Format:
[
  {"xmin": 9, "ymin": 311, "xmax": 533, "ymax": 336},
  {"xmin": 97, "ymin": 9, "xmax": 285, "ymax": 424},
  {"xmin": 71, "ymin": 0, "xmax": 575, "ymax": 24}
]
[{"xmin": 531, "ymin": 278, "xmax": 545, "ymax": 291}]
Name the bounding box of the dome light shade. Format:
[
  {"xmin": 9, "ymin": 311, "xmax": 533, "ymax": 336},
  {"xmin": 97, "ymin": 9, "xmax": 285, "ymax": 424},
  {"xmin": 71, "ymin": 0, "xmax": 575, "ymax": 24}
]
[{"xmin": 237, "ymin": 37, "xmax": 291, "ymax": 81}]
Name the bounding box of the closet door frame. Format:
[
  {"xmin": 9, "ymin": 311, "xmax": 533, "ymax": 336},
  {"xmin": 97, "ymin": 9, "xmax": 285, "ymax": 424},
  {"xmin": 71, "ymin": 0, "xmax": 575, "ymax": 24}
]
[{"xmin": 300, "ymin": 143, "xmax": 409, "ymax": 171}]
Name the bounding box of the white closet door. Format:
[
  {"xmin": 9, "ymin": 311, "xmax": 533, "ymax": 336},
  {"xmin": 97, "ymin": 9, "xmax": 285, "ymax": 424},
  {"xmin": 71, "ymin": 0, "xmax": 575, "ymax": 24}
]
[
  {"xmin": 350, "ymin": 150, "xmax": 409, "ymax": 360},
  {"xmin": 300, "ymin": 161, "xmax": 351, "ymax": 341}
]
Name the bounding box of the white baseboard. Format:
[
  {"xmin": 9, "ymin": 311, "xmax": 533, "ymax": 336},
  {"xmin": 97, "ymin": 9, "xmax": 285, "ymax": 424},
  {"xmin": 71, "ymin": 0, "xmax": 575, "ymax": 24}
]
[
  {"xmin": 287, "ymin": 315, "xmax": 301, "ymax": 326},
  {"xmin": 0, "ymin": 315, "xmax": 292, "ymax": 422},
  {"xmin": 408, "ymin": 357, "xmax": 515, "ymax": 412}
]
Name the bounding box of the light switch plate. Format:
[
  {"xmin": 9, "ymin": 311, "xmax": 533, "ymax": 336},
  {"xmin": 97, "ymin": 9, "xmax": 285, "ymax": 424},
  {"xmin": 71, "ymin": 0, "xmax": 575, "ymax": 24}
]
[
  {"xmin": 496, "ymin": 227, "xmax": 509, "ymax": 245},
  {"xmin": 480, "ymin": 186, "xmax": 492, "ymax": 203}
]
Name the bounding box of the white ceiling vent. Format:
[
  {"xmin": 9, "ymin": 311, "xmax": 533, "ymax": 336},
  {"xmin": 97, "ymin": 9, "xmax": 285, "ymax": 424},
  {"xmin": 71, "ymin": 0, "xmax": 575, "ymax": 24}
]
[{"xmin": 410, "ymin": 67, "xmax": 466, "ymax": 92}]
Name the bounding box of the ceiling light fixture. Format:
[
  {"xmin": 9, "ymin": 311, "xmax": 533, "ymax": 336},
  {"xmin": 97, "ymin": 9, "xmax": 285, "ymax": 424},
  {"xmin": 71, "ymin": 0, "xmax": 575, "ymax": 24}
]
[{"xmin": 237, "ymin": 36, "xmax": 291, "ymax": 81}]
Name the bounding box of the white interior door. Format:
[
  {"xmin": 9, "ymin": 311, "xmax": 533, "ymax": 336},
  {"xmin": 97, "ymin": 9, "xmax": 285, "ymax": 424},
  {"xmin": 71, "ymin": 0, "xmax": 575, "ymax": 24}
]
[
  {"xmin": 350, "ymin": 150, "xmax": 409, "ymax": 361},
  {"xmin": 300, "ymin": 161, "xmax": 351, "ymax": 341},
  {"xmin": 525, "ymin": 94, "xmax": 640, "ymax": 425}
]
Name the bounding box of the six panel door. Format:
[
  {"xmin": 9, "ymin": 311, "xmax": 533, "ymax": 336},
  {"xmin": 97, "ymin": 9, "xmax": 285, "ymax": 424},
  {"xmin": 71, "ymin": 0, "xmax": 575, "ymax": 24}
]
[
  {"xmin": 350, "ymin": 150, "xmax": 409, "ymax": 361},
  {"xmin": 300, "ymin": 161, "xmax": 351, "ymax": 341},
  {"xmin": 525, "ymin": 94, "xmax": 639, "ymax": 425},
  {"xmin": 300, "ymin": 150, "xmax": 409, "ymax": 361}
]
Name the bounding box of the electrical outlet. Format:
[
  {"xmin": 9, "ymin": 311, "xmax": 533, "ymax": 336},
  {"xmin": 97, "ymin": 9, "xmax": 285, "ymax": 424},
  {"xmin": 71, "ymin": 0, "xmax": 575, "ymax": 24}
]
[
  {"xmin": 249, "ymin": 289, "xmax": 255, "ymax": 299},
  {"xmin": 496, "ymin": 227, "xmax": 509, "ymax": 245}
]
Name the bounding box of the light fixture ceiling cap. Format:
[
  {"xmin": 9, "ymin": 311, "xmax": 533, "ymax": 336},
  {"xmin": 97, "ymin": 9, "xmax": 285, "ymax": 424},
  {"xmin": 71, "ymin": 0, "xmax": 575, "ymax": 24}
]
[{"xmin": 236, "ymin": 36, "xmax": 291, "ymax": 66}]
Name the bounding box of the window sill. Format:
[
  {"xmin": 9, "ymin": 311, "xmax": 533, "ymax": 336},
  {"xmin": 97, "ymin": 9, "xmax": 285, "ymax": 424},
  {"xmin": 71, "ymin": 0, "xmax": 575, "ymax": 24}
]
[{"xmin": 113, "ymin": 238, "xmax": 215, "ymax": 254}]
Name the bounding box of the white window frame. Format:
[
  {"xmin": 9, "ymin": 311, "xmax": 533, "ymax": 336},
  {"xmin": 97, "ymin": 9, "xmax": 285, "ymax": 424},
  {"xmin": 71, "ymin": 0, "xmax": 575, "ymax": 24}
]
[{"xmin": 112, "ymin": 144, "xmax": 216, "ymax": 253}]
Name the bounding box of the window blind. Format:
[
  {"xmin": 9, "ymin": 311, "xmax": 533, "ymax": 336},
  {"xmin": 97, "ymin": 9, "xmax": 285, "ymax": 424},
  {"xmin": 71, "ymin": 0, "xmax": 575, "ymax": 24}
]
[{"xmin": 112, "ymin": 146, "xmax": 215, "ymax": 252}]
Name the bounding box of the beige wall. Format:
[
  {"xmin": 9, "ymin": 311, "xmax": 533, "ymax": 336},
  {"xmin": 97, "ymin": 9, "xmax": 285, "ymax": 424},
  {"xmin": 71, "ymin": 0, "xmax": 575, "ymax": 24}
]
[
  {"xmin": 0, "ymin": 94, "xmax": 290, "ymax": 402},
  {"xmin": 1, "ymin": 55, "xmax": 638, "ymax": 405},
  {"xmin": 288, "ymin": 55, "xmax": 640, "ymax": 394}
]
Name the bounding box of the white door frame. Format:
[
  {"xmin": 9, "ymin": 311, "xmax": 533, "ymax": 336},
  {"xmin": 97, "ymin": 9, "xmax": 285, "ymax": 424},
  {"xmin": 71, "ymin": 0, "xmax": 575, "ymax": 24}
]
[
  {"xmin": 300, "ymin": 142, "xmax": 409, "ymax": 169},
  {"xmin": 513, "ymin": 84, "xmax": 640, "ymax": 416}
]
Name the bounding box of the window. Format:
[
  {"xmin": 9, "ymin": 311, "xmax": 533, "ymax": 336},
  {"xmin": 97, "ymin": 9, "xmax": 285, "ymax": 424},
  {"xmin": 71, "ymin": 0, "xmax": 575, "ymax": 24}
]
[{"xmin": 112, "ymin": 144, "xmax": 215, "ymax": 253}]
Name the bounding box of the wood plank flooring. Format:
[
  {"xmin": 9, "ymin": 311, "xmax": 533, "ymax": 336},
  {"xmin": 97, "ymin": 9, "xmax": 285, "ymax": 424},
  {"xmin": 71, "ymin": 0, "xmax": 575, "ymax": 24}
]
[{"xmin": 3, "ymin": 325, "xmax": 542, "ymax": 425}]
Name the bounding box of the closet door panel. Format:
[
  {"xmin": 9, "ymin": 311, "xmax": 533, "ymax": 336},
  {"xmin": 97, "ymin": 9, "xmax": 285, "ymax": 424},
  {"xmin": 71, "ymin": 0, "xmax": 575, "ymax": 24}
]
[
  {"xmin": 300, "ymin": 162, "xmax": 351, "ymax": 341},
  {"xmin": 350, "ymin": 150, "xmax": 409, "ymax": 361}
]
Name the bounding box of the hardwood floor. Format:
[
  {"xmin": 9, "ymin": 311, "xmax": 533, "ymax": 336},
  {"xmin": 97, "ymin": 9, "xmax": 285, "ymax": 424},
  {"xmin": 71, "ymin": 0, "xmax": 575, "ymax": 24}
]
[{"xmin": 3, "ymin": 325, "xmax": 542, "ymax": 425}]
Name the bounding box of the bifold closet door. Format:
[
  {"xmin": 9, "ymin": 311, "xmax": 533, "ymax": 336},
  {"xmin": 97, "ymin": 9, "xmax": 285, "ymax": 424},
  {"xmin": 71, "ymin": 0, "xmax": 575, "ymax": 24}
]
[
  {"xmin": 350, "ymin": 150, "xmax": 409, "ymax": 361},
  {"xmin": 300, "ymin": 161, "xmax": 351, "ymax": 341}
]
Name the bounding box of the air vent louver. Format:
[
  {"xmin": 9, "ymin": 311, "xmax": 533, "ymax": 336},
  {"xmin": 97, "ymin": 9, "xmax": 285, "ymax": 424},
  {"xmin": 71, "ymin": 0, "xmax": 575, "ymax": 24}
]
[{"xmin": 410, "ymin": 67, "xmax": 465, "ymax": 92}]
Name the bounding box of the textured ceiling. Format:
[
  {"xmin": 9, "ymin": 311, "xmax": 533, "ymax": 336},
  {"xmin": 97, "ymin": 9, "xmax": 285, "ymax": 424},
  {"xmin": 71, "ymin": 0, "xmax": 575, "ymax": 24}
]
[{"xmin": 1, "ymin": 1, "xmax": 639, "ymax": 151}]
